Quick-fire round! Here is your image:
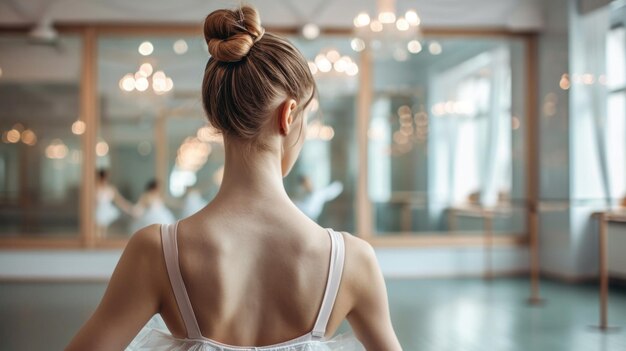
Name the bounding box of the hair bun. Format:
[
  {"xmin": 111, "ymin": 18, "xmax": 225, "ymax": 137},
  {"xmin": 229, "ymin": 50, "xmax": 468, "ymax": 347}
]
[{"xmin": 203, "ymin": 6, "xmax": 264, "ymax": 62}]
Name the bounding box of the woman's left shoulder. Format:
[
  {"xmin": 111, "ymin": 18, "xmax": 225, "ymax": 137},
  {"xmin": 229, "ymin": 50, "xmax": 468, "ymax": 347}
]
[{"xmin": 337, "ymin": 231, "xmax": 376, "ymax": 265}]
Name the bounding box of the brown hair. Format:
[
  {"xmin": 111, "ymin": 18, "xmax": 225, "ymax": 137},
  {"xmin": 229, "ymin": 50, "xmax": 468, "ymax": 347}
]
[{"xmin": 201, "ymin": 5, "xmax": 316, "ymax": 150}]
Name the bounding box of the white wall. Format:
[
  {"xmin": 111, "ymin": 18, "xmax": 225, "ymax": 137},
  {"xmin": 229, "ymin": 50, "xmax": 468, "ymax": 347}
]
[{"xmin": 0, "ymin": 247, "xmax": 529, "ymax": 280}]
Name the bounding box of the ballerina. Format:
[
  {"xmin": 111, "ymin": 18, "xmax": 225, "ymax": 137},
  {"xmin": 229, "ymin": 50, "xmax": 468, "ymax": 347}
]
[
  {"xmin": 129, "ymin": 179, "xmax": 176, "ymax": 234},
  {"xmin": 67, "ymin": 6, "xmax": 401, "ymax": 351},
  {"xmin": 295, "ymin": 175, "xmax": 344, "ymax": 221},
  {"xmin": 179, "ymin": 186, "xmax": 208, "ymax": 219},
  {"xmin": 95, "ymin": 169, "xmax": 135, "ymax": 238}
]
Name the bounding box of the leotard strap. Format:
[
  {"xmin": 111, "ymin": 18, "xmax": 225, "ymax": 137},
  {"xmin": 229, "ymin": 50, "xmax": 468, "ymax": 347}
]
[
  {"xmin": 311, "ymin": 229, "xmax": 346, "ymax": 338},
  {"xmin": 161, "ymin": 221, "xmax": 203, "ymax": 339}
]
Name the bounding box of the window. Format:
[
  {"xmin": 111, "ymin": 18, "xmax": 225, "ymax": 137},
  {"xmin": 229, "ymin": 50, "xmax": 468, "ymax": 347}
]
[{"xmin": 606, "ymin": 26, "xmax": 626, "ymax": 205}]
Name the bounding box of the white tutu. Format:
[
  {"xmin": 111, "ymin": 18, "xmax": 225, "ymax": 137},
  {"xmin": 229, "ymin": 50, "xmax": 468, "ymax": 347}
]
[
  {"xmin": 130, "ymin": 200, "xmax": 176, "ymax": 233},
  {"xmin": 180, "ymin": 191, "xmax": 207, "ymax": 219},
  {"xmin": 95, "ymin": 188, "xmax": 121, "ymax": 226},
  {"xmin": 295, "ymin": 182, "xmax": 343, "ymax": 221},
  {"xmin": 126, "ymin": 316, "xmax": 364, "ymax": 351}
]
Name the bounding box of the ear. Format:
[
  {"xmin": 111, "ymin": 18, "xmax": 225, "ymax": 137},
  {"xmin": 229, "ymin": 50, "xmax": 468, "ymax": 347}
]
[{"xmin": 279, "ymin": 99, "xmax": 298, "ymax": 136}]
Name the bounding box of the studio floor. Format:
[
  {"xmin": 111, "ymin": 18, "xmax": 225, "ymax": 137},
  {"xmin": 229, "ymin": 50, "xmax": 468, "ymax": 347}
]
[{"xmin": 1, "ymin": 277, "xmax": 625, "ymax": 351}]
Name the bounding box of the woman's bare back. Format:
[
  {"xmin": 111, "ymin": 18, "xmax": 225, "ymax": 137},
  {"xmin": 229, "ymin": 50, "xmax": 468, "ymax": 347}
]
[{"xmin": 156, "ymin": 200, "xmax": 354, "ymax": 346}]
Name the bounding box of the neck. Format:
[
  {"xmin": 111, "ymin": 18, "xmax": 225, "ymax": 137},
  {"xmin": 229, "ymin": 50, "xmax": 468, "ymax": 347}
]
[{"xmin": 214, "ymin": 138, "xmax": 290, "ymax": 203}]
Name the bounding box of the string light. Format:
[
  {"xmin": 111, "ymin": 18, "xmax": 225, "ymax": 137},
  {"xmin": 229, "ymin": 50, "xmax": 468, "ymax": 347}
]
[
  {"xmin": 72, "ymin": 120, "xmax": 86, "ymax": 135},
  {"xmin": 176, "ymin": 137, "xmax": 211, "ymax": 172},
  {"xmin": 351, "ymin": 38, "xmax": 366, "ymax": 52},
  {"xmin": 559, "ymin": 73, "xmax": 570, "ymax": 90},
  {"xmin": 96, "ymin": 140, "xmax": 109, "ymax": 157},
  {"xmin": 302, "ymin": 23, "xmax": 320, "ymax": 40},
  {"xmin": 138, "ymin": 41, "xmax": 154, "ymax": 56},
  {"xmin": 21, "ymin": 129, "xmax": 37, "ymax": 145},
  {"xmin": 408, "ymin": 40, "xmax": 422, "ymax": 54},
  {"xmin": 45, "ymin": 139, "xmax": 68, "ymax": 159},
  {"xmin": 310, "ymin": 49, "xmax": 358, "ymax": 77},
  {"xmin": 353, "ymin": 3, "xmax": 422, "ymax": 60},
  {"xmin": 428, "ymin": 41, "xmax": 442, "ymax": 55},
  {"xmin": 6, "ymin": 129, "xmax": 20, "ymax": 143},
  {"xmin": 306, "ymin": 120, "xmax": 335, "ymax": 141},
  {"xmin": 173, "ymin": 39, "xmax": 188, "ymax": 54},
  {"xmin": 118, "ymin": 66, "xmax": 173, "ymax": 94}
]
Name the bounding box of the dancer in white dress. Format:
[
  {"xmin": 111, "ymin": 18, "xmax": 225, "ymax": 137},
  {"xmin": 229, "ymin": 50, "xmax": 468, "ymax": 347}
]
[
  {"xmin": 95, "ymin": 169, "xmax": 135, "ymax": 237},
  {"xmin": 180, "ymin": 187, "xmax": 208, "ymax": 219},
  {"xmin": 67, "ymin": 6, "xmax": 401, "ymax": 350},
  {"xmin": 295, "ymin": 176, "xmax": 343, "ymax": 221},
  {"xmin": 130, "ymin": 179, "xmax": 176, "ymax": 233}
]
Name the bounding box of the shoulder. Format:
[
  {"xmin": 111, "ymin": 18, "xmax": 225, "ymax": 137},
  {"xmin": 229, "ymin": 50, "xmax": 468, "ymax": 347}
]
[
  {"xmin": 123, "ymin": 224, "xmax": 163, "ymax": 266},
  {"xmin": 337, "ymin": 232, "xmax": 381, "ymax": 302},
  {"xmin": 111, "ymin": 224, "xmax": 168, "ymax": 296},
  {"xmin": 339, "ymin": 231, "xmax": 378, "ymax": 270}
]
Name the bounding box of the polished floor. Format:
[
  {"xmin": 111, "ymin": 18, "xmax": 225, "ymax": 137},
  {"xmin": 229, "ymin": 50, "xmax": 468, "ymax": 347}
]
[{"xmin": 0, "ymin": 278, "xmax": 625, "ymax": 350}]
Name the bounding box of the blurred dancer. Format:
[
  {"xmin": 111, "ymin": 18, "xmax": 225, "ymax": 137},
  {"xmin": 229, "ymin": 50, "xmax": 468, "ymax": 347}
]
[
  {"xmin": 95, "ymin": 169, "xmax": 134, "ymax": 238},
  {"xmin": 180, "ymin": 186, "xmax": 208, "ymax": 218},
  {"xmin": 295, "ymin": 175, "xmax": 343, "ymax": 221},
  {"xmin": 129, "ymin": 179, "xmax": 175, "ymax": 233}
]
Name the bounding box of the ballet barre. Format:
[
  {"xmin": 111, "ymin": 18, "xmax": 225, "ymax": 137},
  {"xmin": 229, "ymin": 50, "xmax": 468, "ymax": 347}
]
[
  {"xmin": 591, "ymin": 211, "xmax": 626, "ymax": 332},
  {"xmin": 386, "ymin": 192, "xmax": 428, "ymax": 233},
  {"xmin": 447, "ymin": 205, "xmax": 514, "ymax": 279}
]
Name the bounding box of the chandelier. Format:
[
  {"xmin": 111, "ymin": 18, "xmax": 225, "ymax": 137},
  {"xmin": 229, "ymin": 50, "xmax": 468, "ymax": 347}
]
[
  {"xmin": 308, "ymin": 48, "xmax": 359, "ymax": 77},
  {"xmin": 352, "ymin": 0, "xmax": 422, "ymax": 59},
  {"xmin": 118, "ymin": 63, "xmax": 174, "ymax": 95}
]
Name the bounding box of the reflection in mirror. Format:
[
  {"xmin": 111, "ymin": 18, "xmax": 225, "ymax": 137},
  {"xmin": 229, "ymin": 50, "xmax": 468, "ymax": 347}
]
[
  {"xmin": 165, "ymin": 112, "xmax": 223, "ymax": 220},
  {"xmin": 369, "ymin": 37, "xmax": 527, "ymax": 236},
  {"xmin": 96, "ymin": 34, "xmax": 360, "ymax": 238},
  {"xmin": 96, "ymin": 35, "xmax": 210, "ymax": 238},
  {"xmin": 0, "ymin": 34, "xmax": 82, "ymax": 237},
  {"xmin": 284, "ymin": 37, "xmax": 359, "ymax": 232}
]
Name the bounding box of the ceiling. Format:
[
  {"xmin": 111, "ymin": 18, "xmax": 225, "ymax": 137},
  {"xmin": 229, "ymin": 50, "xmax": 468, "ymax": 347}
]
[{"xmin": 0, "ymin": 0, "xmax": 543, "ymax": 29}]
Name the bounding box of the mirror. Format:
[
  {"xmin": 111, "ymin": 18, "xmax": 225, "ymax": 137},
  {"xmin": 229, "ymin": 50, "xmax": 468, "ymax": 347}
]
[
  {"xmin": 93, "ymin": 32, "xmax": 531, "ymax": 241},
  {"xmin": 368, "ymin": 36, "xmax": 528, "ymax": 236},
  {"xmin": 0, "ymin": 34, "xmax": 83, "ymax": 238},
  {"xmin": 95, "ymin": 34, "xmax": 209, "ymax": 238},
  {"xmin": 284, "ymin": 36, "xmax": 360, "ymax": 233}
]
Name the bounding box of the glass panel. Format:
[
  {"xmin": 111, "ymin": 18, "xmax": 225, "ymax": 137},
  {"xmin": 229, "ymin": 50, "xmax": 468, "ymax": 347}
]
[
  {"xmin": 369, "ymin": 37, "xmax": 527, "ymax": 236},
  {"xmin": 96, "ymin": 35, "xmax": 209, "ymax": 238},
  {"xmin": 606, "ymin": 91, "xmax": 626, "ymax": 204},
  {"xmin": 0, "ymin": 34, "xmax": 82, "ymax": 237},
  {"xmin": 285, "ymin": 37, "xmax": 359, "ymax": 232},
  {"xmin": 606, "ymin": 26, "xmax": 625, "ymax": 90}
]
